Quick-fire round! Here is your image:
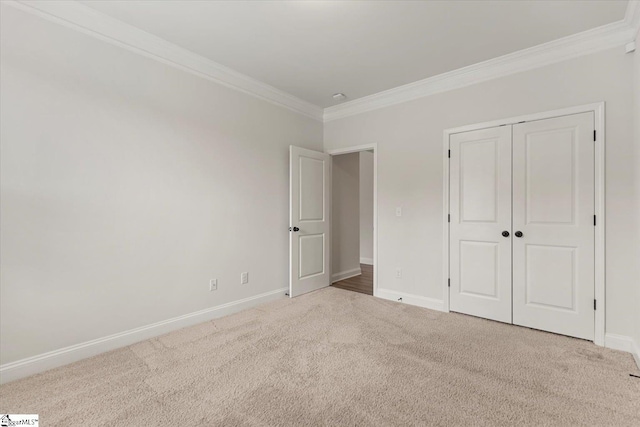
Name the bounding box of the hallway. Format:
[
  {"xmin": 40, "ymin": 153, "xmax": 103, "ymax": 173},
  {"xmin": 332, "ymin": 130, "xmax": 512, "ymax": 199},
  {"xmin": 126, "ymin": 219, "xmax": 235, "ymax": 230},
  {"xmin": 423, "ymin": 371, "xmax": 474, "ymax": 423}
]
[{"xmin": 331, "ymin": 264, "xmax": 373, "ymax": 295}]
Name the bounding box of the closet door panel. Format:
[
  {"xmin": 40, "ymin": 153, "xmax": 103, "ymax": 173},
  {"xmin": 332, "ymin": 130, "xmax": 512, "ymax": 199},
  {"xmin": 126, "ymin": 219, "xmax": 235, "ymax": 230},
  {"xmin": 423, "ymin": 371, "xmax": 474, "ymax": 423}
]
[
  {"xmin": 512, "ymin": 112, "xmax": 595, "ymax": 340},
  {"xmin": 449, "ymin": 126, "xmax": 512, "ymax": 323}
]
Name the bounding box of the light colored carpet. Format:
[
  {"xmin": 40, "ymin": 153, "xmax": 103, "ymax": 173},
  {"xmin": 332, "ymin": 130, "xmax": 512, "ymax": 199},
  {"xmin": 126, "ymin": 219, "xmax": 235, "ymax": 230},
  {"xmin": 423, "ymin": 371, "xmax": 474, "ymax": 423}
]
[{"xmin": 1, "ymin": 287, "xmax": 639, "ymax": 426}]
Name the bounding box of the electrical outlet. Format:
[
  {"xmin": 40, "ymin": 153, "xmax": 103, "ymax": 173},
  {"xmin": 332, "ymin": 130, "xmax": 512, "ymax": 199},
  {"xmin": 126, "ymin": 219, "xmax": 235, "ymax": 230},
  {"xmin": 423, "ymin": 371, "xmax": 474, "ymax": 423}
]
[
  {"xmin": 396, "ymin": 269, "xmax": 402, "ymax": 279},
  {"xmin": 209, "ymin": 279, "xmax": 217, "ymax": 291},
  {"xmin": 241, "ymin": 272, "xmax": 248, "ymax": 284}
]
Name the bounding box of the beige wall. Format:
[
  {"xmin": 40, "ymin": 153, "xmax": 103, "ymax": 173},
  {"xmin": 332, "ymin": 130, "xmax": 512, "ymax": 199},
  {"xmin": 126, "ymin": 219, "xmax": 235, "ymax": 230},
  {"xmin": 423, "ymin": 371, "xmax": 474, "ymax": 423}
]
[
  {"xmin": 0, "ymin": 6, "xmax": 323, "ymax": 364},
  {"xmin": 359, "ymin": 151, "xmax": 374, "ymax": 263},
  {"xmin": 325, "ymin": 47, "xmax": 637, "ymax": 338},
  {"xmin": 331, "ymin": 153, "xmax": 361, "ymax": 278}
]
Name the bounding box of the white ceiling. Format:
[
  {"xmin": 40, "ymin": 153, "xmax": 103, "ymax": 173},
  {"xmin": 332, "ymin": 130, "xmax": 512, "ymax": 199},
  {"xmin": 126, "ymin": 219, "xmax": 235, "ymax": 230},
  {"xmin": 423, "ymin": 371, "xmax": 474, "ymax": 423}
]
[{"xmin": 80, "ymin": 1, "xmax": 628, "ymax": 108}]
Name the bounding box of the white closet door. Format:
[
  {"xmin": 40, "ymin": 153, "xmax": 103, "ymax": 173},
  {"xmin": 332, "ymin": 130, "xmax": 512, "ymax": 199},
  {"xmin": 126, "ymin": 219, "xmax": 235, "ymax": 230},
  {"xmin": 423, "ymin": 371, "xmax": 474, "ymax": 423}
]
[
  {"xmin": 449, "ymin": 126, "xmax": 512, "ymax": 323},
  {"xmin": 512, "ymin": 113, "xmax": 595, "ymax": 340}
]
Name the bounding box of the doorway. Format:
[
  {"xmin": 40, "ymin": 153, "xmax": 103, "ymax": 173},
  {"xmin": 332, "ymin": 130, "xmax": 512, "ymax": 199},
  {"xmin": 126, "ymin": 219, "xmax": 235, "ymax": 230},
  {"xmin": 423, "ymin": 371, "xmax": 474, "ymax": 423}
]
[
  {"xmin": 328, "ymin": 145, "xmax": 377, "ymax": 296},
  {"xmin": 288, "ymin": 144, "xmax": 378, "ymax": 299}
]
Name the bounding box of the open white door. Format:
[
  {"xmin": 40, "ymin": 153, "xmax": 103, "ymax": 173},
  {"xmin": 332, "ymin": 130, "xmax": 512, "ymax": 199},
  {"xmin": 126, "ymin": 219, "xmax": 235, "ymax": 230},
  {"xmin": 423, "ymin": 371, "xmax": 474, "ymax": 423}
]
[{"xmin": 289, "ymin": 146, "xmax": 331, "ymax": 297}]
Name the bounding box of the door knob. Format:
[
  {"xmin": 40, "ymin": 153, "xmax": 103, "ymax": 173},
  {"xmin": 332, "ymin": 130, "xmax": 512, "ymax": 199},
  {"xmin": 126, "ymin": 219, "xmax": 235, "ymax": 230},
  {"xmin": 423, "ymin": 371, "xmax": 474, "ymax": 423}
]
[
  {"xmin": 502, "ymin": 231, "xmax": 510, "ymax": 237},
  {"xmin": 289, "ymin": 226, "xmax": 300, "ymax": 232},
  {"xmin": 515, "ymin": 231, "xmax": 523, "ymax": 238}
]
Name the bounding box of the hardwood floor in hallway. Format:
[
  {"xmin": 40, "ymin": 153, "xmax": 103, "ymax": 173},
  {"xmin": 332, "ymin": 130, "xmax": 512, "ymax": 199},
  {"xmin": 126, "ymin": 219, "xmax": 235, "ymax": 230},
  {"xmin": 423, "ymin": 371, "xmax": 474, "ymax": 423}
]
[{"xmin": 331, "ymin": 264, "xmax": 373, "ymax": 295}]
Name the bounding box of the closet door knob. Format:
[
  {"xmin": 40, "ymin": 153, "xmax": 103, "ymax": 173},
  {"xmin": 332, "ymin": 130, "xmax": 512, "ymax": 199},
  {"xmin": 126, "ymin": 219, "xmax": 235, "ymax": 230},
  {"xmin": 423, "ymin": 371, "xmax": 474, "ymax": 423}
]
[
  {"xmin": 502, "ymin": 231, "xmax": 510, "ymax": 237},
  {"xmin": 515, "ymin": 231, "xmax": 523, "ymax": 238}
]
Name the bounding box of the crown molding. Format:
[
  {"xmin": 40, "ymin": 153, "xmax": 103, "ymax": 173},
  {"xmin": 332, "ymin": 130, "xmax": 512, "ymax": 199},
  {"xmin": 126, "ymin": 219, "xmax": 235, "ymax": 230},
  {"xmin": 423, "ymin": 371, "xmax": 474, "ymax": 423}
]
[
  {"xmin": 4, "ymin": 0, "xmax": 324, "ymax": 122},
  {"xmin": 324, "ymin": 18, "xmax": 637, "ymax": 122},
  {"xmin": 4, "ymin": 1, "xmax": 636, "ymax": 124}
]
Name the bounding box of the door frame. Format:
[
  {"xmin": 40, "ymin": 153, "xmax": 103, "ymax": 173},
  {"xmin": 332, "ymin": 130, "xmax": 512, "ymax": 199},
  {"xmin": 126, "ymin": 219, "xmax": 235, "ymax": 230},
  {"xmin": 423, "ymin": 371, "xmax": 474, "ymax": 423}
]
[
  {"xmin": 442, "ymin": 102, "xmax": 605, "ymax": 346},
  {"xmin": 326, "ymin": 144, "xmax": 378, "ymax": 297}
]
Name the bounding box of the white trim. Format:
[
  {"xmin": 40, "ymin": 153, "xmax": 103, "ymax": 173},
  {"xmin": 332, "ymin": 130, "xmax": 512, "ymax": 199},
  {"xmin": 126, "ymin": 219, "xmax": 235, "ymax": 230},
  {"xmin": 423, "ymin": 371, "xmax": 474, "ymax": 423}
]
[
  {"xmin": 593, "ymin": 103, "xmax": 606, "ymax": 347},
  {"xmin": 443, "ymin": 103, "xmax": 605, "ymax": 135},
  {"xmin": 327, "ymin": 144, "xmax": 378, "ymax": 297},
  {"xmin": 360, "ymin": 257, "xmax": 374, "ymax": 265},
  {"xmin": 605, "ymin": 334, "xmax": 640, "ymax": 370},
  {"xmin": 442, "ymin": 130, "xmax": 451, "ymax": 314},
  {"xmin": 331, "ymin": 267, "xmax": 362, "ymax": 283},
  {"xmin": 376, "ymin": 288, "xmax": 445, "ymax": 312},
  {"xmin": 0, "ymin": 287, "xmax": 288, "ymax": 384},
  {"xmin": 4, "ymin": 0, "xmax": 323, "ymax": 121},
  {"xmin": 324, "ymin": 23, "xmax": 635, "ymax": 122},
  {"xmin": 327, "ymin": 144, "xmax": 377, "ymax": 156},
  {"xmin": 442, "ymin": 102, "xmax": 606, "ymax": 346}
]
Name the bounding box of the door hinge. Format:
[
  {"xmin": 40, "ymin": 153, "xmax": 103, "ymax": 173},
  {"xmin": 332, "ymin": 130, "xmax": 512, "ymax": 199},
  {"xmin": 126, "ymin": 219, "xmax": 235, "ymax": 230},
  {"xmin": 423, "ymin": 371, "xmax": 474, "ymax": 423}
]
[
  {"xmin": 448, "ymin": 214, "xmax": 450, "ymax": 223},
  {"xmin": 594, "ymin": 215, "xmax": 596, "ymax": 226},
  {"xmin": 448, "ymin": 149, "xmax": 451, "ymax": 158},
  {"xmin": 448, "ymin": 278, "xmax": 450, "ymax": 288},
  {"xmin": 593, "ymin": 130, "xmax": 596, "ymax": 141},
  {"xmin": 594, "ymin": 299, "xmax": 597, "ymax": 310}
]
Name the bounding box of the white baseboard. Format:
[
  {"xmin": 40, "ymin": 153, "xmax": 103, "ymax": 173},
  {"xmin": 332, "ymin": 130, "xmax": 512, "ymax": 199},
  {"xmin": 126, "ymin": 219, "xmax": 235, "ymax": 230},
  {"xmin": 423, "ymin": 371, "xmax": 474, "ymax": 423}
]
[
  {"xmin": 376, "ymin": 288, "xmax": 445, "ymax": 312},
  {"xmin": 360, "ymin": 257, "xmax": 374, "ymax": 265},
  {"xmin": 372, "ymin": 295, "xmax": 640, "ymax": 370},
  {"xmin": 0, "ymin": 287, "xmax": 288, "ymax": 384},
  {"xmin": 332, "ymin": 267, "xmax": 362, "ymax": 283},
  {"xmin": 3, "ymin": 289, "xmax": 635, "ymax": 386},
  {"xmin": 605, "ymin": 333, "xmax": 640, "ymax": 370}
]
